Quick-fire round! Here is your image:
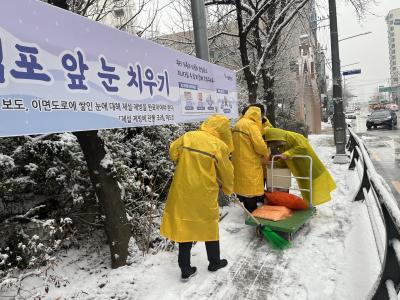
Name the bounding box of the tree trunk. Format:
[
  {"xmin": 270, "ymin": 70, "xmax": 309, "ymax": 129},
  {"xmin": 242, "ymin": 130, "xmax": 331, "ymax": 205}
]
[
  {"xmin": 252, "ymin": 3, "xmax": 282, "ymax": 126},
  {"xmin": 74, "ymin": 131, "xmax": 131, "ymax": 268},
  {"xmin": 235, "ymin": 0, "xmax": 257, "ymax": 104},
  {"xmin": 253, "ymin": 24, "xmax": 276, "ymax": 125},
  {"xmin": 48, "ymin": 0, "xmax": 131, "ymax": 268},
  {"xmin": 263, "ymin": 69, "xmax": 276, "ymax": 126}
]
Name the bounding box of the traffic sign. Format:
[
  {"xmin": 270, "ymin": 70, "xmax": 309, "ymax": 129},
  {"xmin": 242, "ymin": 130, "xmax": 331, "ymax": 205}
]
[
  {"xmin": 378, "ymin": 86, "xmax": 399, "ymax": 93},
  {"xmin": 342, "ymin": 69, "xmax": 361, "ymax": 76}
]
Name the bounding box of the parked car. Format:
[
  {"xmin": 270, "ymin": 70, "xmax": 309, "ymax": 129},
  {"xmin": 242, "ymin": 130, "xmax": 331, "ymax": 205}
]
[
  {"xmin": 366, "ymin": 109, "xmax": 397, "ymax": 130},
  {"xmin": 322, "ymin": 111, "xmax": 329, "ymax": 122},
  {"xmin": 345, "ymin": 111, "xmax": 356, "ymax": 119},
  {"xmin": 385, "ymin": 103, "xmax": 399, "ymax": 112}
]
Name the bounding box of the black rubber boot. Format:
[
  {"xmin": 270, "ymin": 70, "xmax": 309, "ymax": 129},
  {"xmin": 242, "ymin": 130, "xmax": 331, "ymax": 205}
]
[
  {"xmin": 178, "ymin": 242, "xmax": 197, "ymax": 281},
  {"xmin": 206, "ymin": 241, "xmax": 228, "ymax": 272},
  {"xmin": 181, "ymin": 266, "xmax": 197, "ymax": 282},
  {"xmin": 208, "ymin": 259, "xmax": 228, "ymax": 272}
]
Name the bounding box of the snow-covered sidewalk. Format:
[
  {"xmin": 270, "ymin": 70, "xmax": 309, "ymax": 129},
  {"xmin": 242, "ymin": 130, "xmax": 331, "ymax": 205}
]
[{"xmin": 1, "ymin": 134, "xmax": 381, "ymax": 300}]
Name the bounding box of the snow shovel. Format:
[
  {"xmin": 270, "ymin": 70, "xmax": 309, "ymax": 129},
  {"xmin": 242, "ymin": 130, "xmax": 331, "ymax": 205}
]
[{"xmin": 231, "ymin": 195, "xmax": 291, "ymax": 250}]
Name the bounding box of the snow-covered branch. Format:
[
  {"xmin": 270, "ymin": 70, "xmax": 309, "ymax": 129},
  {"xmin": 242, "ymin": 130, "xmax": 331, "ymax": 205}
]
[
  {"xmin": 243, "ymin": 0, "xmax": 274, "ymax": 35},
  {"xmin": 255, "ymin": 0, "xmax": 310, "ymax": 77}
]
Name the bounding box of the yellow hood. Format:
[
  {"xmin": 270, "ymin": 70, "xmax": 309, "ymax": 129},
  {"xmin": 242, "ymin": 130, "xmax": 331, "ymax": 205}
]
[
  {"xmin": 243, "ymin": 107, "xmax": 262, "ymax": 131},
  {"xmin": 200, "ymin": 114, "xmax": 234, "ymax": 152},
  {"xmin": 264, "ymin": 128, "xmax": 287, "ymax": 143}
]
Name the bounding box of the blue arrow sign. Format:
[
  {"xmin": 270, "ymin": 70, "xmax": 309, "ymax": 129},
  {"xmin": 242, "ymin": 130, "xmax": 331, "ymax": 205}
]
[{"xmin": 342, "ymin": 69, "xmax": 361, "ymax": 76}]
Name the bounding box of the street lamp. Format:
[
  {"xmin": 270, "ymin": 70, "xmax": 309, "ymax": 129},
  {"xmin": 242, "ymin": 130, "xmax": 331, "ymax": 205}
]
[
  {"xmin": 341, "ymin": 62, "xmax": 360, "ymax": 68},
  {"xmin": 338, "ymin": 31, "xmax": 372, "ymax": 42}
]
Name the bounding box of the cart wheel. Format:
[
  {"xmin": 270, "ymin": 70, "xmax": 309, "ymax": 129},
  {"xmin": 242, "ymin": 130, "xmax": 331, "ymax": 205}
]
[{"xmin": 256, "ymin": 225, "xmax": 263, "ymax": 238}]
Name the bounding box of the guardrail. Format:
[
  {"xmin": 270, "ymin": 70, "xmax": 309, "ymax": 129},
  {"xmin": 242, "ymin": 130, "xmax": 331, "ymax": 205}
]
[{"xmin": 346, "ymin": 127, "xmax": 400, "ymax": 299}]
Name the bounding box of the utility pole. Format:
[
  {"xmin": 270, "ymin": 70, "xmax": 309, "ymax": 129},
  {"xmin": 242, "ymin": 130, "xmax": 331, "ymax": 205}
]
[
  {"xmin": 191, "ymin": 0, "xmax": 229, "ymax": 206},
  {"xmin": 190, "ymin": 0, "xmax": 210, "ymax": 61},
  {"xmin": 328, "ymin": 0, "xmax": 349, "ymax": 164},
  {"xmin": 343, "ymin": 75, "xmax": 346, "ymax": 109}
]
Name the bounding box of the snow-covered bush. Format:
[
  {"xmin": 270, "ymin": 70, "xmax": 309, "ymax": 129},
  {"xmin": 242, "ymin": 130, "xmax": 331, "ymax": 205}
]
[
  {"xmin": 0, "ymin": 218, "xmax": 74, "ymax": 275},
  {"xmin": 0, "ymin": 133, "xmax": 92, "ymax": 280},
  {"xmin": 0, "ymin": 133, "xmax": 93, "ymax": 219}
]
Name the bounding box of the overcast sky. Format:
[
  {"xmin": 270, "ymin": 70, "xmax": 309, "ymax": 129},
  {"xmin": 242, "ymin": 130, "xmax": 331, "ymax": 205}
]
[
  {"xmin": 157, "ymin": 0, "xmax": 397, "ymax": 103},
  {"xmin": 317, "ymin": 0, "xmax": 399, "ymax": 102}
]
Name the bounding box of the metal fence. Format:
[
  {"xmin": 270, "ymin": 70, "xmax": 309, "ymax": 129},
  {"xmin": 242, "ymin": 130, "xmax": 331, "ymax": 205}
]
[{"xmin": 347, "ymin": 127, "xmax": 400, "ymax": 299}]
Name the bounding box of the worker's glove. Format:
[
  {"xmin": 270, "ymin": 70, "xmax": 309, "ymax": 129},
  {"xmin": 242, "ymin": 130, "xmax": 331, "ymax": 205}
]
[{"xmin": 276, "ymin": 154, "xmax": 288, "ymax": 160}]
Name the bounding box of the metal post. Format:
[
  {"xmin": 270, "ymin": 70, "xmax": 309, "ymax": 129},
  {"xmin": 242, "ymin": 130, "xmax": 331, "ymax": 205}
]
[
  {"xmin": 190, "ymin": 0, "xmax": 209, "ymax": 61},
  {"xmin": 343, "ymin": 75, "xmax": 346, "ymax": 109},
  {"xmin": 328, "ymin": 0, "xmax": 349, "ymax": 164}
]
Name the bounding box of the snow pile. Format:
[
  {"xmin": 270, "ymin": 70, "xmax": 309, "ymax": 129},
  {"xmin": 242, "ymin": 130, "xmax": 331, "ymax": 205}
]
[
  {"xmin": 0, "ymin": 154, "xmax": 15, "ymax": 169},
  {"xmin": 100, "ymin": 153, "xmax": 114, "ymax": 170},
  {"xmin": 126, "ymin": 237, "xmax": 143, "ymax": 265},
  {"xmin": 0, "ymin": 134, "xmax": 382, "ymax": 299},
  {"xmin": 321, "ymin": 121, "xmax": 332, "ymax": 130}
]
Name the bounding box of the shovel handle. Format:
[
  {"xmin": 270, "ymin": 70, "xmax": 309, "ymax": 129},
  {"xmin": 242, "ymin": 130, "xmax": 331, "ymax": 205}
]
[{"xmin": 231, "ymin": 194, "xmax": 261, "ymax": 226}]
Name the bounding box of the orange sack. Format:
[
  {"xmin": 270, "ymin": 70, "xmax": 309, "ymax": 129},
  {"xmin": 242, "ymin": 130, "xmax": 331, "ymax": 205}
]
[
  {"xmin": 265, "ymin": 191, "xmax": 309, "ymax": 210},
  {"xmin": 252, "ymin": 205, "xmax": 293, "ymax": 221}
]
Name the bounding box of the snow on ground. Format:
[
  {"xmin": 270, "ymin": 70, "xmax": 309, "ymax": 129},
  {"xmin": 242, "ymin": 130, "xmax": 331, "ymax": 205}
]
[
  {"xmin": 1, "ymin": 134, "xmax": 382, "ymax": 300},
  {"xmin": 321, "ymin": 121, "xmax": 332, "ymax": 131}
]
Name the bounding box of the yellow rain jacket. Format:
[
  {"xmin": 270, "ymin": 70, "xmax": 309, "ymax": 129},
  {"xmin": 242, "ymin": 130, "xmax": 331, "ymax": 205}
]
[
  {"xmin": 262, "ymin": 117, "xmax": 274, "ymax": 160},
  {"xmin": 232, "ymin": 107, "xmax": 269, "ymax": 196},
  {"xmin": 160, "ymin": 115, "xmax": 234, "ymax": 242},
  {"xmin": 264, "ymin": 128, "xmax": 336, "ymax": 206},
  {"xmin": 263, "ymin": 117, "xmax": 274, "ymax": 131}
]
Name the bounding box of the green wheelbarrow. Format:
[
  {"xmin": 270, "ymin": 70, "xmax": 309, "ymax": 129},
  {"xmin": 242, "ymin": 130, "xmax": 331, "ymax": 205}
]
[{"xmin": 245, "ymin": 155, "xmax": 316, "ymax": 241}]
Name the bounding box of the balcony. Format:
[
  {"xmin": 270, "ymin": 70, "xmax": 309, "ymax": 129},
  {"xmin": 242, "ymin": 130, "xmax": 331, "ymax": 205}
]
[{"xmin": 113, "ymin": 8, "xmax": 125, "ymax": 18}]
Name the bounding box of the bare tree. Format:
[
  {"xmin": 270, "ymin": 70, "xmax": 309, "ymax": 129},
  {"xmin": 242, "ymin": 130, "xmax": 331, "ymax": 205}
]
[{"xmin": 203, "ymin": 0, "xmax": 310, "ymax": 125}]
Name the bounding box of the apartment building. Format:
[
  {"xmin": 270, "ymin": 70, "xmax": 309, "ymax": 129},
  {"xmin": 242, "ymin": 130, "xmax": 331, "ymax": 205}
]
[
  {"xmin": 274, "ymin": 0, "xmax": 323, "ymax": 134},
  {"xmin": 101, "ymin": 0, "xmax": 136, "ymax": 35},
  {"xmin": 386, "ymin": 8, "xmax": 400, "ymax": 104}
]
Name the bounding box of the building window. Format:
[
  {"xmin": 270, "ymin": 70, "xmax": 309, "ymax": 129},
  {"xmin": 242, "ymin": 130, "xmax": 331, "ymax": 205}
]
[{"xmin": 113, "ymin": 8, "xmax": 125, "ymax": 17}]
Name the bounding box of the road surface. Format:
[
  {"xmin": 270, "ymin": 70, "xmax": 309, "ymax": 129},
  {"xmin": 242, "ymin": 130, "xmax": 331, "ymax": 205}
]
[{"xmin": 347, "ymin": 108, "xmax": 400, "ymax": 205}]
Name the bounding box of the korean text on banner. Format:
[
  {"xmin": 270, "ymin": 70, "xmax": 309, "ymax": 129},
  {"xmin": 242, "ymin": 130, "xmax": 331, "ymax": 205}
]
[{"xmin": 0, "ymin": 0, "xmax": 238, "ymax": 137}]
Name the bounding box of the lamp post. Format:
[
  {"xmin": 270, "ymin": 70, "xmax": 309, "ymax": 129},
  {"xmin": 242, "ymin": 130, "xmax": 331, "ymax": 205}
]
[
  {"xmin": 338, "ymin": 31, "xmax": 372, "ymax": 42},
  {"xmin": 190, "ymin": 0, "xmax": 209, "ymax": 61}
]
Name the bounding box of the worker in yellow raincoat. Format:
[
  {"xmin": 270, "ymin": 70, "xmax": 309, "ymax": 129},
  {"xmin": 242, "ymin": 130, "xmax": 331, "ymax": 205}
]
[
  {"xmin": 264, "ymin": 128, "xmax": 336, "ymax": 206},
  {"xmin": 232, "ymin": 106, "xmax": 269, "ymax": 212},
  {"xmin": 160, "ymin": 115, "xmax": 234, "ymax": 282},
  {"xmin": 241, "ymin": 104, "xmax": 273, "ymax": 131}
]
